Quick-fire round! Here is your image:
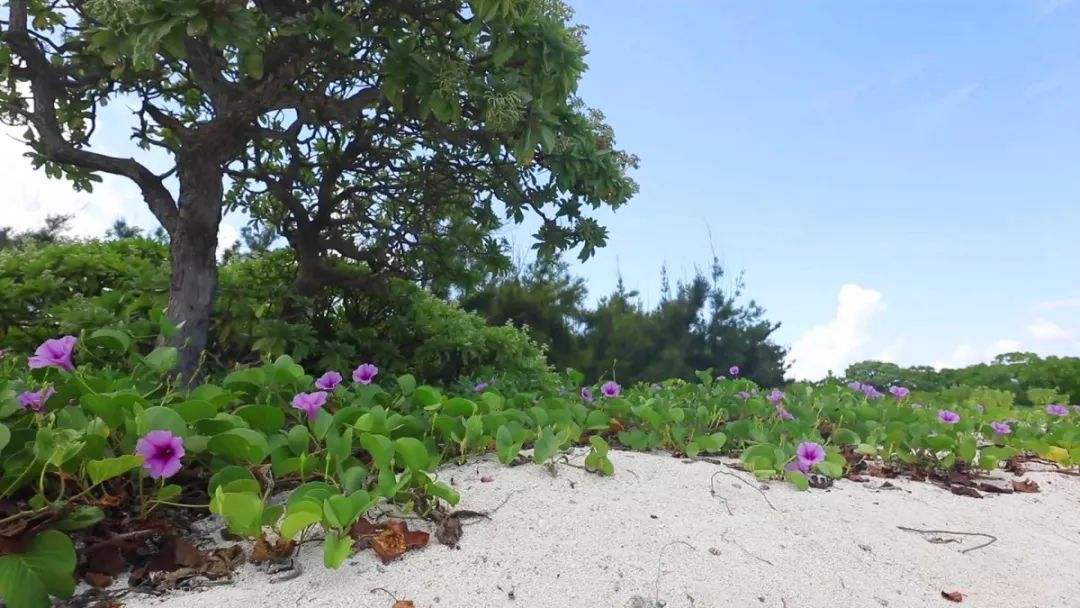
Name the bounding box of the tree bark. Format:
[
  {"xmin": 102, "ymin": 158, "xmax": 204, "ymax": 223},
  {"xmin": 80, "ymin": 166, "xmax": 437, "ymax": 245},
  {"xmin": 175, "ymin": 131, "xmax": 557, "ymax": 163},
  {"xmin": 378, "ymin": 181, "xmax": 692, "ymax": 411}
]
[{"xmin": 167, "ymin": 157, "xmax": 224, "ymax": 385}]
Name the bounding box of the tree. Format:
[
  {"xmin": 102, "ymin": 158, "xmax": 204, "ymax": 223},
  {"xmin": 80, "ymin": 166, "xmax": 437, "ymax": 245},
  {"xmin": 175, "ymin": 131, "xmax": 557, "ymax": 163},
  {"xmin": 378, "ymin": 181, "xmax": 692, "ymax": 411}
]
[{"xmin": 1, "ymin": 0, "xmax": 637, "ymax": 381}]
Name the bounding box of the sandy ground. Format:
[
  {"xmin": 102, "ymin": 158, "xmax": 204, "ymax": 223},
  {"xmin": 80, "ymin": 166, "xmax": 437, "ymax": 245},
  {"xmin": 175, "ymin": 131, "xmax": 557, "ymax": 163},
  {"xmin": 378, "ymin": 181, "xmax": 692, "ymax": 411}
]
[{"xmin": 117, "ymin": 449, "xmax": 1080, "ymax": 608}]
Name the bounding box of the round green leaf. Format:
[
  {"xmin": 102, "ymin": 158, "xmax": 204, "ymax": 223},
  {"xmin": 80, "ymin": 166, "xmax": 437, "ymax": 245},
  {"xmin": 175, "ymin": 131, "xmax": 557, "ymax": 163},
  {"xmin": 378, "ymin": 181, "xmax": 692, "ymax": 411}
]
[
  {"xmin": 393, "ymin": 437, "xmax": 431, "ymax": 473},
  {"xmin": 207, "ymin": 429, "xmax": 270, "ymax": 464},
  {"xmin": 138, "ymin": 406, "xmax": 187, "ymax": 437},
  {"xmin": 87, "ymin": 328, "xmax": 133, "ymax": 353}
]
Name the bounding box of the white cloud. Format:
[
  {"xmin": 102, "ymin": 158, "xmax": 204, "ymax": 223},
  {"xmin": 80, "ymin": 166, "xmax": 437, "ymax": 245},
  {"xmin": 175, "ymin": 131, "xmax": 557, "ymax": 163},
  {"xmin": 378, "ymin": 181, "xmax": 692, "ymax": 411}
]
[
  {"xmin": 933, "ymin": 344, "xmax": 976, "ymax": 370},
  {"xmin": 871, "ymin": 338, "xmax": 907, "ymax": 363},
  {"xmin": 216, "ymin": 223, "xmax": 240, "ymax": 260},
  {"xmin": 1036, "ymin": 298, "xmax": 1080, "ymax": 311},
  {"xmin": 2, "ymin": 123, "xmax": 151, "ymax": 237},
  {"xmin": 786, "ymin": 284, "xmax": 885, "ymax": 381},
  {"xmin": 1027, "ymin": 319, "xmax": 1073, "ymax": 342}
]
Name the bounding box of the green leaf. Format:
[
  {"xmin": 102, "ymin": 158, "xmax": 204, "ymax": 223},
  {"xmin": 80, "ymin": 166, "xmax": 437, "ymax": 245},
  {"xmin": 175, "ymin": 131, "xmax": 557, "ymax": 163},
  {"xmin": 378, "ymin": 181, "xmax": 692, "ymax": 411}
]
[
  {"xmin": 207, "ymin": 428, "xmax": 271, "ymax": 464},
  {"xmin": 443, "ymin": 397, "xmax": 477, "ymax": 418},
  {"xmin": 348, "ymin": 489, "xmax": 377, "ymax": 515},
  {"xmin": 426, "ymin": 481, "xmax": 460, "ymax": 505},
  {"xmin": 0, "ymin": 530, "xmax": 76, "ymax": 607},
  {"xmin": 323, "ymin": 532, "xmax": 353, "ymax": 569},
  {"xmin": 396, "ymin": 374, "xmax": 417, "ymax": 396},
  {"xmin": 143, "ymin": 346, "xmax": 179, "ymax": 374},
  {"xmin": 684, "ymin": 441, "xmax": 701, "ymax": 458},
  {"xmin": 831, "ymin": 428, "xmax": 861, "ymax": 445},
  {"xmin": 138, "ymin": 406, "xmax": 188, "ymax": 437},
  {"xmin": 957, "ymin": 436, "xmax": 977, "ymax": 464},
  {"xmin": 209, "ymin": 489, "xmax": 264, "ymax": 537},
  {"xmin": 287, "ymin": 425, "xmax": 311, "ymax": 455},
  {"xmin": 208, "ymin": 466, "xmax": 257, "ymax": 495},
  {"xmin": 235, "ymin": 405, "xmax": 286, "ymax": 435},
  {"xmin": 279, "ymin": 510, "xmax": 321, "ymax": 540},
  {"xmin": 495, "ymin": 425, "xmax": 519, "ymax": 465},
  {"xmin": 359, "ymin": 433, "xmax": 394, "ymax": 470},
  {"xmin": 786, "ymin": 470, "xmax": 810, "ymax": 491},
  {"xmin": 241, "ymin": 50, "xmax": 264, "ymax": 79},
  {"xmin": 532, "ymin": 427, "xmax": 559, "ymax": 464},
  {"xmin": 87, "ymin": 328, "xmax": 132, "ymax": 353},
  {"xmin": 413, "ymin": 386, "xmax": 442, "ymax": 407},
  {"xmin": 156, "ymin": 484, "xmax": 182, "ymax": 502},
  {"xmin": 87, "ymin": 455, "xmax": 144, "ymax": 486},
  {"xmin": 175, "ymin": 399, "xmax": 217, "ymax": 423},
  {"xmin": 394, "ymin": 437, "xmax": 430, "ymax": 473},
  {"xmin": 815, "ymin": 461, "xmax": 844, "ymax": 478},
  {"xmin": 53, "ymin": 507, "xmax": 105, "ymax": 532},
  {"xmin": 322, "ymin": 494, "xmax": 360, "ymax": 530},
  {"xmin": 0, "ymin": 423, "xmax": 10, "ymax": 453}
]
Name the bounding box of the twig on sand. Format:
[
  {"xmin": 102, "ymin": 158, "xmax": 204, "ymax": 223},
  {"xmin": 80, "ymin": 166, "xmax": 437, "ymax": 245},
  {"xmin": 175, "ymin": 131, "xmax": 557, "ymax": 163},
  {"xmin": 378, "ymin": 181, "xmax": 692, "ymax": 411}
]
[
  {"xmin": 710, "ymin": 469, "xmax": 778, "ymax": 513},
  {"xmin": 654, "ymin": 541, "xmax": 696, "ymax": 606},
  {"xmin": 458, "ymin": 490, "xmax": 522, "ymax": 527},
  {"xmin": 721, "ymin": 531, "xmax": 774, "ymax": 566},
  {"xmin": 897, "ymin": 526, "xmax": 998, "ymax": 554}
]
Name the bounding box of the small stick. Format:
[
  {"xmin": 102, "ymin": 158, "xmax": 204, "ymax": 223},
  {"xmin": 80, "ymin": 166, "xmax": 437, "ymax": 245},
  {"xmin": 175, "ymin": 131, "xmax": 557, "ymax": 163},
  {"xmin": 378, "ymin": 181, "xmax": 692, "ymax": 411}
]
[
  {"xmin": 710, "ymin": 469, "xmax": 777, "ymax": 512},
  {"xmin": 722, "ymin": 532, "xmax": 774, "ymax": 566},
  {"xmin": 654, "ymin": 541, "xmax": 696, "ymax": 606},
  {"xmin": 897, "ymin": 526, "xmax": 998, "ymax": 554},
  {"xmin": 83, "ymin": 529, "xmax": 161, "ymax": 554}
]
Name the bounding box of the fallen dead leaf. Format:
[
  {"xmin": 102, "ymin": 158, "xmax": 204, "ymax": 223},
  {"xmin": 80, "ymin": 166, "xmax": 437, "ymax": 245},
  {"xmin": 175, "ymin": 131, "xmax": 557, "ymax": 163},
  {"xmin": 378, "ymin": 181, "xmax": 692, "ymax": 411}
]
[
  {"xmin": 949, "ymin": 484, "xmax": 982, "ymax": 499},
  {"xmin": 250, "ymin": 534, "xmax": 296, "ymax": 563},
  {"xmin": 392, "ymin": 602, "xmax": 416, "ymax": 608},
  {"xmin": 371, "ymin": 520, "xmax": 429, "ymax": 564},
  {"xmin": 83, "ymin": 571, "xmax": 113, "ymax": 588},
  {"xmin": 147, "ymin": 535, "xmax": 204, "ymax": 572},
  {"xmin": 609, "ymin": 418, "xmax": 625, "ymax": 434},
  {"xmin": 1012, "ymin": 478, "xmax": 1040, "ymax": 493},
  {"xmin": 941, "ymin": 590, "xmax": 963, "ymax": 602},
  {"xmin": 976, "ymin": 480, "xmax": 1014, "ymax": 494}
]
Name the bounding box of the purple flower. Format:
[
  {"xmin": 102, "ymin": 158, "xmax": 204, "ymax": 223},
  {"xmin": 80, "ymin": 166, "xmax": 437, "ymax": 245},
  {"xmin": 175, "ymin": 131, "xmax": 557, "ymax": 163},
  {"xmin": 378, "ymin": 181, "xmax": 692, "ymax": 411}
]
[
  {"xmin": 737, "ymin": 391, "xmax": 752, "ymax": 400},
  {"xmin": 729, "ymin": 366, "xmax": 740, "ymax": 377},
  {"xmin": 28, "ymin": 336, "xmax": 77, "ymax": 372},
  {"xmin": 796, "ymin": 441, "xmax": 826, "ymax": 470},
  {"xmin": 135, "ymin": 430, "xmax": 185, "ymax": 480},
  {"xmin": 352, "ymin": 363, "xmax": 378, "ymax": 385},
  {"xmin": 847, "ymin": 381, "xmax": 863, "ymax": 391},
  {"xmin": 1046, "ymin": 404, "xmax": 1069, "ymax": 417},
  {"xmin": 315, "ymin": 371, "xmax": 342, "ymax": 392},
  {"xmin": 990, "ymin": 421, "xmax": 1012, "ymax": 435},
  {"xmin": 862, "ymin": 384, "xmax": 884, "ymax": 399},
  {"xmin": 601, "ymin": 381, "xmax": 621, "ymax": 398},
  {"xmin": 291, "ymin": 391, "xmax": 328, "ymax": 420},
  {"xmin": 17, "ymin": 387, "xmax": 55, "ymax": 413},
  {"xmin": 474, "ymin": 382, "xmax": 490, "ymax": 392},
  {"xmin": 777, "ymin": 407, "xmax": 795, "ymax": 421},
  {"xmin": 767, "ymin": 389, "xmax": 784, "ymax": 406},
  {"xmin": 581, "ymin": 387, "xmax": 593, "ymax": 402},
  {"xmin": 888, "ymin": 386, "xmax": 910, "ymax": 400},
  {"xmin": 938, "ymin": 410, "xmax": 960, "ymax": 425}
]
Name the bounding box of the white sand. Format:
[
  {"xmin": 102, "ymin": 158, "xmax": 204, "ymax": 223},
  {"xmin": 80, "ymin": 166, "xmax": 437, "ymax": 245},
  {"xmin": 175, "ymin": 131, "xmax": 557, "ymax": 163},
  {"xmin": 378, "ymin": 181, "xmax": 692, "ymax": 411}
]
[{"xmin": 120, "ymin": 449, "xmax": 1080, "ymax": 608}]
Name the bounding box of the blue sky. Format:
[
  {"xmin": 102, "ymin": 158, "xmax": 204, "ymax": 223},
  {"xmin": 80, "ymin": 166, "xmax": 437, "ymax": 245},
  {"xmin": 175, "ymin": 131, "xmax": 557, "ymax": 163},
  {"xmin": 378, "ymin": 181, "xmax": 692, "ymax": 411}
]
[
  {"xmin": 507, "ymin": 0, "xmax": 1080, "ymax": 377},
  {"xmin": 6, "ymin": 0, "xmax": 1080, "ymax": 378}
]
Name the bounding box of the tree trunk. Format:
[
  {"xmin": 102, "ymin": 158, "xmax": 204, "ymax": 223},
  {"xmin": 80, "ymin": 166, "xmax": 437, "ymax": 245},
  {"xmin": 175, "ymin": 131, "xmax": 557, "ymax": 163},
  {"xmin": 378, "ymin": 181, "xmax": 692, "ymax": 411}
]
[{"xmin": 167, "ymin": 157, "xmax": 224, "ymax": 386}]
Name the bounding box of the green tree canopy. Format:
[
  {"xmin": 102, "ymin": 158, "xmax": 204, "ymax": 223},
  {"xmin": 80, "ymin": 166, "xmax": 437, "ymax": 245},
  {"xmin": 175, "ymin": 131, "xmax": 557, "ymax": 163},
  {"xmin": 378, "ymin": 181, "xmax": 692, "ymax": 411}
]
[{"xmin": 1, "ymin": 0, "xmax": 637, "ymax": 380}]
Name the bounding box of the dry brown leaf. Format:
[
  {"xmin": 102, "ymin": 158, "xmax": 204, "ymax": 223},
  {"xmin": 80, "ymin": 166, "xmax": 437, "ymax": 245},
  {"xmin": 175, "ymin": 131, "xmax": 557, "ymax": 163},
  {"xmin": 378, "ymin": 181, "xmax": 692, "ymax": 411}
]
[
  {"xmin": 371, "ymin": 520, "xmax": 429, "ymax": 564},
  {"xmin": 948, "ymin": 484, "xmax": 982, "ymax": 499},
  {"xmin": 250, "ymin": 535, "xmax": 295, "ymax": 563},
  {"xmin": 435, "ymin": 514, "xmax": 463, "ymax": 547},
  {"xmin": 941, "ymin": 590, "xmax": 964, "ymax": 602},
  {"xmin": 1012, "ymin": 478, "xmax": 1040, "ymax": 493},
  {"xmin": 83, "ymin": 571, "xmax": 113, "ymax": 588},
  {"xmin": 608, "ymin": 418, "xmax": 625, "ymax": 434},
  {"xmin": 147, "ymin": 535, "xmax": 204, "ymax": 572},
  {"xmin": 392, "ymin": 602, "xmax": 416, "ymax": 608}
]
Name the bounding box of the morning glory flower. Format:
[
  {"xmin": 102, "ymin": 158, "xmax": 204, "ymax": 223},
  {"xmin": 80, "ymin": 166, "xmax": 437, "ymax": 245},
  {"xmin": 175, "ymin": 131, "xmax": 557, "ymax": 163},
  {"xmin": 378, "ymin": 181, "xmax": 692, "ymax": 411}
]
[
  {"xmin": 737, "ymin": 391, "xmax": 752, "ymax": 400},
  {"xmin": 135, "ymin": 430, "xmax": 185, "ymax": 480},
  {"xmin": 581, "ymin": 387, "xmax": 593, "ymax": 402},
  {"xmin": 862, "ymin": 384, "xmax": 884, "ymax": 399},
  {"xmin": 315, "ymin": 371, "xmax": 342, "ymax": 392},
  {"xmin": 990, "ymin": 421, "xmax": 1012, "ymax": 435},
  {"xmin": 888, "ymin": 386, "xmax": 910, "ymax": 400},
  {"xmin": 17, "ymin": 387, "xmax": 55, "ymax": 413},
  {"xmin": 729, "ymin": 366, "xmax": 740, "ymax": 377},
  {"xmin": 474, "ymin": 381, "xmax": 490, "ymax": 392},
  {"xmin": 601, "ymin": 381, "xmax": 621, "ymax": 398},
  {"xmin": 1046, "ymin": 404, "xmax": 1069, "ymax": 417},
  {"xmin": 291, "ymin": 391, "xmax": 328, "ymax": 420},
  {"xmin": 777, "ymin": 407, "xmax": 795, "ymax": 421},
  {"xmin": 847, "ymin": 381, "xmax": 863, "ymax": 391},
  {"xmin": 767, "ymin": 389, "xmax": 784, "ymax": 406},
  {"xmin": 28, "ymin": 336, "xmax": 77, "ymax": 372},
  {"xmin": 938, "ymin": 410, "xmax": 960, "ymax": 425},
  {"xmin": 787, "ymin": 441, "xmax": 826, "ymax": 473},
  {"xmin": 352, "ymin": 363, "xmax": 378, "ymax": 384}
]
